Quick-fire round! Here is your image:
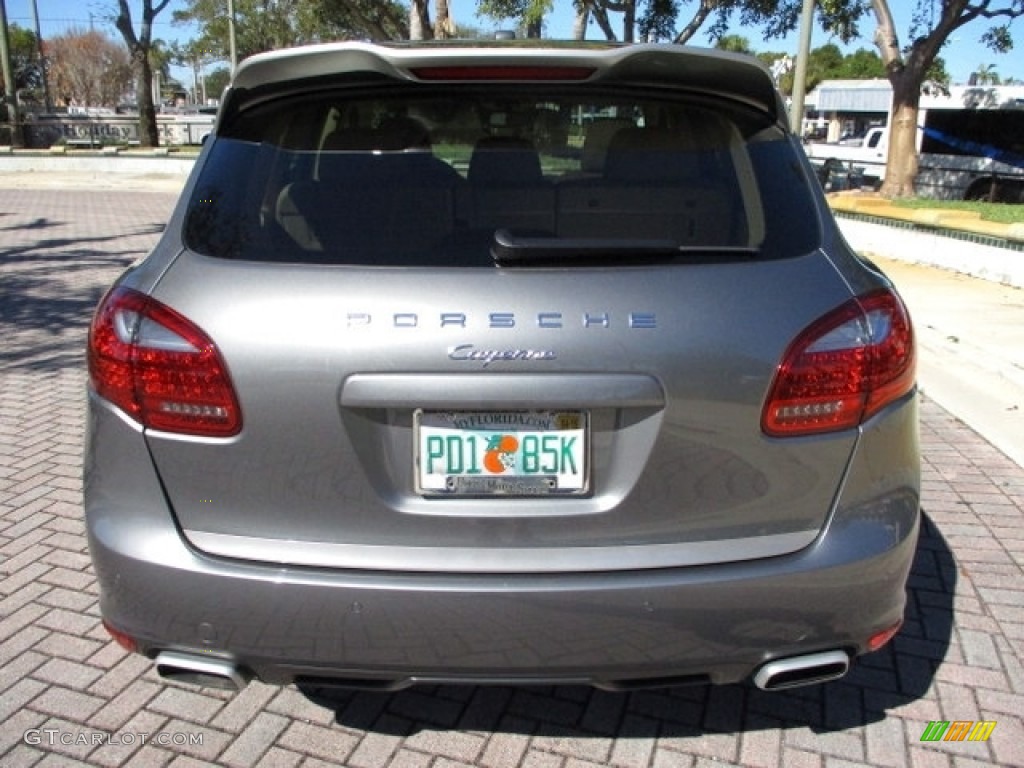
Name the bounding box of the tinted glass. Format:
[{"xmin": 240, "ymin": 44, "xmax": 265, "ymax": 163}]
[{"xmin": 184, "ymin": 87, "xmax": 820, "ymax": 265}]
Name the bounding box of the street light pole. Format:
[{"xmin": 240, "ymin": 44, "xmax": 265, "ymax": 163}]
[
  {"xmin": 30, "ymin": 0, "xmax": 50, "ymax": 111},
  {"xmin": 227, "ymin": 0, "xmax": 237, "ymax": 76},
  {"xmin": 790, "ymin": 0, "xmax": 815, "ymax": 136},
  {"xmin": 0, "ymin": 0, "xmax": 23, "ymax": 146}
]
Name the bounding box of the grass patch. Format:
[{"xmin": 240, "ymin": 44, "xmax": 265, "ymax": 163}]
[{"xmin": 888, "ymin": 198, "xmax": 1024, "ymax": 225}]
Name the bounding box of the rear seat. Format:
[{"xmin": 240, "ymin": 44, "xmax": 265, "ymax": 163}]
[
  {"xmin": 556, "ymin": 125, "xmax": 744, "ymax": 246},
  {"xmin": 277, "ymin": 119, "xmax": 462, "ymax": 262},
  {"xmin": 464, "ymin": 136, "xmax": 555, "ymax": 234},
  {"xmin": 276, "ymin": 120, "xmax": 748, "ymax": 262},
  {"xmin": 578, "ymin": 118, "xmax": 633, "ymax": 177}
]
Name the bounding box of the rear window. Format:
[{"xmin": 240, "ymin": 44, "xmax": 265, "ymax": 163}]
[{"xmin": 184, "ymin": 85, "xmax": 820, "ymax": 265}]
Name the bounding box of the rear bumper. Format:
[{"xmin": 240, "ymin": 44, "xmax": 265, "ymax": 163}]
[
  {"xmin": 85, "ymin": 396, "xmax": 920, "ymax": 690},
  {"xmin": 88, "ymin": 499, "xmax": 918, "ymax": 690}
]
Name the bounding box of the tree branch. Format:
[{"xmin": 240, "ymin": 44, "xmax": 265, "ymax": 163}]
[
  {"xmin": 573, "ymin": 0, "xmax": 592, "ymax": 39},
  {"xmin": 115, "ymin": 0, "xmax": 140, "ymax": 51},
  {"xmin": 591, "ymin": 3, "xmax": 617, "ymax": 40},
  {"xmin": 674, "ymin": 0, "xmax": 715, "ymax": 44},
  {"xmin": 870, "ymin": 0, "xmax": 902, "ymax": 73},
  {"xmin": 964, "ymin": 0, "xmax": 1024, "ymax": 20}
]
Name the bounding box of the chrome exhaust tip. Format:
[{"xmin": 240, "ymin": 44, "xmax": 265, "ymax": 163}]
[
  {"xmin": 155, "ymin": 650, "xmax": 250, "ymax": 691},
  {"xmin": 753, "ymin": 650, "xmax": 850, "ymax": 691}
]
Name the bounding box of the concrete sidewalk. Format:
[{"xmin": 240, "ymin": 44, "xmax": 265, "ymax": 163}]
[
  {"xmin": 0, "ymin": 164, "xmax": 189, "ymax": 193},
  {"xmin": 872, "ymin": 256, "xmax": 1024, "ymax": 470}
]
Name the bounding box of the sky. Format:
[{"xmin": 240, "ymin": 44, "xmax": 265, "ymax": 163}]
[{"xmin": 4, "ymin": 0, "xmax": 1022, "ymax": 87}]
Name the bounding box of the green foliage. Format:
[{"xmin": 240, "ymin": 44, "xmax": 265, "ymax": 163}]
[
  {"xmin": 149, "ymin": 39, "xmax": 174, "ymax": 82},
  {"xmin": 477, "ymin": 0, "xmax": 553, "ymax": 37},
  {"xmin": 311, "ymin": 0, "xmax": 408, "ymax": 42},
  {"xmin": 638, "ymin": 0, "xmax": 681, "ymax": 42},
  {"xmin": 172, "ymin": 0, "xmax": 300, "ymax": 61},
  {"xmin": 810, "ymin": 42, "xmax": 845, "ymax": 76},
  {"xmin": 708, "ymin": 0, "xmax": 870, "ymax": 45},
  {"xmin": 478, "ymin": 0, "xmax": 553, "ymax": 26},
  {"xmin": 6, "ymin": 24, "xmax": 44, "ymax": 100},
  {"xmin": 205, "ymin": 68, "xmax": 232, "ymax": 100},
  {"xmin": 981, "ymin": 25, "xmax": 1013, "ymax": 54},
  {"xmin": 838, "ymin": 48, "xmax": 884, "ymax": 79},
  {"xmin": 761, "ymin": 44, "xmax": 884, "ymax": 95},
  {"xmin": 969, "ymin": 63, "xmax": 1001, "ymax": 85},
  {"xmin": 169, "ymin": 38, "xmax": 225, "ymax": 73},
  {"xmin": 890, "ymin": 198, "xmax": 1024, "ymax": 224},
  {"xmin": 925, "ymin": 56, "xmax": 950, "ymax": 87},
  {"xmin": 714, "ymin": 34, "xmax": 754, "ymax": 54},
  {"xmin": 171, "ymin": 0, "xmax": 408, "ymax": 63},
  {"xmin": 8, "ymin": 24, "xmax": 38, "ymax": 74},
  {"xmin": 815, "ymin": 0, "xmax": 863, "ymax": 43}
]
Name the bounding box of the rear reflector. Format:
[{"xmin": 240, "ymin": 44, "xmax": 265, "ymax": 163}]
[
  {"xmin": 867, "ymin": 620, "xmax": 904, "ymax": 652},
  {"xmin": 102, "ymin": 619, "xmax": 138, "ymax": 653},
  {"xmin": 88, "ymin": 287, "xmax": 242, "ymax": 437},
  {"xmin": 410, "ymin": 65, "xmax": 595, "ymax": 81},
  {"xmin": 762, "ymin": 289, "xmax": 915, "ymax": 437}
]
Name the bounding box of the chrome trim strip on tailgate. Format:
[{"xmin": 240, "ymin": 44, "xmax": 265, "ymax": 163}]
[
  {"xmin": 340, "ymin": 373, "xmax": 665, "ymax": 409},
  {"xmin": 183, "ymin": 529, "xmax": 817, "ymax": 573}
]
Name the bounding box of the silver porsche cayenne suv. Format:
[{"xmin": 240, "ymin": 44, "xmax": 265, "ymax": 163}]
[{"xmin": 85, "ymin": 41, "xmax": 919, "ymax": 693}]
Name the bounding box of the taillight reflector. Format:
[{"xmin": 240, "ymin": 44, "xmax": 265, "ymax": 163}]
[
  {"xmin": 867, "ymin": 619, "xmax": 904, "ymax": 652},
  {"xmin": 410, "ymin": 65, "xmax": 595, "ymax": 81},
  {"xmin": 762, "ymin": 289, "xmax": 915, "ymax": 437},
  {"xmin": 88, "ymin": 287, "xmax": 242, "ymax": 437},
  {"xmin": 102, "ymin": 619, "xmax": 138, "ymax": 653}
]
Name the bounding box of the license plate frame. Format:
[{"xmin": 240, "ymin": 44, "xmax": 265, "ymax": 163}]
[{"xmin": 414, "ymin": 410, "xmax": 590, "ymax": 497}]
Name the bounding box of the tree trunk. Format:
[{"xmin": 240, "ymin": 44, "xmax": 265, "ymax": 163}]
[
  {"xmin": 410, "ymin": 0, "xmax": 432, "ymax": 40},
  {"xmin": 434, "ymin": 0, "xmax": 454, "ymax": 39},
  {"xmin": 133, "ymin": 49, "xmax": 159, "ymax": 148},
  {"xmin": 573, "ymin": 3, "xmax": 590, "ymax": 40},
  {"xmin": 621, "ymin": 0, "xmax": 635, "ymax": 43},
  {"xmin": 879, "ymin": 74, "xmax": 920, "ymax": 198},
  {"xmin": 115, "ymin": 0, "xmax": 168, "ymax": 149},
  {"xmin": 591, "ymin": 5, "xmax": 616, "ymax": 41},
  {"xmin": 0, "ymin": 0, "xmax": 25, "ymax": 147}
]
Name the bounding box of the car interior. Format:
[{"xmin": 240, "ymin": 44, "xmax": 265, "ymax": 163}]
[{"xmin": 188, "ymin": 91, "xmax": 769, "ymax": 265}]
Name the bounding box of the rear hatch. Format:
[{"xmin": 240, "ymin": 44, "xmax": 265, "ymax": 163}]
[{"xmin": 131, "ymin": 44, "xmax": 883, "ymax": 573}]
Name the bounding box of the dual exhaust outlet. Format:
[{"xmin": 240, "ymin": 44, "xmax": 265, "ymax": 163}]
[
  {"xmin": 155, "ymin": 648, "xmax": 850, "ymax": 693},
  {"xmin": 753, "ymin": 649, "xmax": 850, "ymax": 690},
  {"xmin": 155, "ymin": 651, "xmax": 250, "ymax": 691}
]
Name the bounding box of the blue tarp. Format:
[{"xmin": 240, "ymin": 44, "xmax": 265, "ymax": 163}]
[{"xmin": 921, "ymin": 125, "xmax": 1024, "ymax": 170}]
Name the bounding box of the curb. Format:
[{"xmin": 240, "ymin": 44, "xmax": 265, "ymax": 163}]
[
  {"xmin": 827, "ymin": 192, "xmax": 1024, "ymax": 289},
  {"xmin": 0, "ymin": 149, "xmax": 197, "ymax": 178},
  {"xmin": 835, "ymin": 214, "xmax": 1024, "ymax": 289},
  {"xmin": 828, "ymin": 191, "xmax": 1024, "ymax": 243}
]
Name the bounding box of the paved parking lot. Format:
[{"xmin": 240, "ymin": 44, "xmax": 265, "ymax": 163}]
[{"xmin": 1, "ymin": 186, "xmax": 1023, "ymax": 767}]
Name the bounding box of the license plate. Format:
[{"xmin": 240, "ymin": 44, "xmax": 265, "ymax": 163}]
[{"xmin": 415, "ymin": 410, "xmax": 589, "ymax": 496}]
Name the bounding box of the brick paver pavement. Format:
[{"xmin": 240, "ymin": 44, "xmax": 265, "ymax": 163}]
[{"xmin": 1, "ymin": 187, "xmax": 1022, "ymax": 767}]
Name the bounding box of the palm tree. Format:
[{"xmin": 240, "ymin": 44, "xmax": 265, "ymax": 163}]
[{"xmin": 970, "ymin": 64, "xmax": 1001, "ymax": 86}]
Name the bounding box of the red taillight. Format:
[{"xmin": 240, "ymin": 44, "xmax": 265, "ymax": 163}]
[
  {"xmin": 762, "ymin": 289, "xmax": 915, "ymax": 437},
  {"xmin": 88, "ymin": 287, "xmax": 242, "ymax": 437}
]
